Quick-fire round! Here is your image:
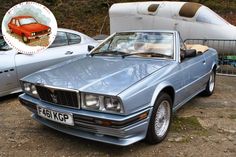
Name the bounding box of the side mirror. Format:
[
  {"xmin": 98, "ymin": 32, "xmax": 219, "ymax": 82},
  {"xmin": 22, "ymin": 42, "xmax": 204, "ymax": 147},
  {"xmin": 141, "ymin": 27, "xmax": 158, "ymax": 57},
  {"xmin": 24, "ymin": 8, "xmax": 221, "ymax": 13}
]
[
  {"xmin": 88, "ymin": 45, "xmax": 95, "ymax": 52},
  {"xmin": 181, "ymin": 49, "xmax": 197, "ymax": 60}
]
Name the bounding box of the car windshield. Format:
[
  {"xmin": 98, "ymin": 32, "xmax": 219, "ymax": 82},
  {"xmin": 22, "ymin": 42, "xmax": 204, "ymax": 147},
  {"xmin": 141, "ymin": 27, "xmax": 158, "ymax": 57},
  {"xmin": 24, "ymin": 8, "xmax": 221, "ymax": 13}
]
[
  {"xmin": 19, "ymin": 18, "xmax": 37, "ymax": 25},
  {"xmin": 92, "ymin": 32, "xmax": 174, "ymax": 59}
]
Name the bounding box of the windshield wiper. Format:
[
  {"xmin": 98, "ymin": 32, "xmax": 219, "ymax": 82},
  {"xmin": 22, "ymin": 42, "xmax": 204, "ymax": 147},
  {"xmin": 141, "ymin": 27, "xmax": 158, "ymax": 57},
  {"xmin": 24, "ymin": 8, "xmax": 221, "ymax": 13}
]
[
  {"xmin": 91, "ymin": 50, "xmax": 128, "ymax": 57},
  {"xmin": 122, "ymin": 52, "xmax": 171, "ymax": 58}
]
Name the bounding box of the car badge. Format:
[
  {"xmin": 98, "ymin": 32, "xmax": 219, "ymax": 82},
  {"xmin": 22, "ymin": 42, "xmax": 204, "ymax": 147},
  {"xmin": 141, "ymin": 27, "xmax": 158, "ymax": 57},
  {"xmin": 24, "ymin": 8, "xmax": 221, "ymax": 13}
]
[
  {"xmin": 48, "ymin": 88, "xmax": 57, "ymax": 103},
  {"xmin": 50, "ymin": 93, "xmax": 58, "ymax": 104}
]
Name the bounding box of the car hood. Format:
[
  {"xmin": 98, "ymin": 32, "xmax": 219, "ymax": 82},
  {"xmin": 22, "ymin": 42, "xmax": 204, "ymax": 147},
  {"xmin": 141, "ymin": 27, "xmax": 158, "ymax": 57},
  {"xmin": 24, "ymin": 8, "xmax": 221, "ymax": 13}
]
[
  {"xmin": 21, "ymin": 23, "xmax": 49, "ymax": 32},
  {"xmin": 23, "ymin": 56, "xmax": 171, "ymax": 95}
]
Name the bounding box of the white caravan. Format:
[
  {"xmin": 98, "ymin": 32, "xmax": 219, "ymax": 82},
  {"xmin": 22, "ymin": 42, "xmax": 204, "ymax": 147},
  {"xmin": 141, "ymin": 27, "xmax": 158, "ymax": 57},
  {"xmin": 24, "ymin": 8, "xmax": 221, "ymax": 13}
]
[{"xmin": 109, "ymin": 1, "xmax": 236, "ymax": 54}]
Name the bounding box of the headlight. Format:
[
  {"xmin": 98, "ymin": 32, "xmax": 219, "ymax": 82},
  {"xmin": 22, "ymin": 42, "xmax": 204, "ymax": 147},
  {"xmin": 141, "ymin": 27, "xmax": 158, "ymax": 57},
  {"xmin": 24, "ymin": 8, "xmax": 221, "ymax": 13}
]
[
  {"xmin": 21, "ymin": 81, "xmax": 39, "ymax": 98},
  {"xmin": 23, "ymin": 82, "xmax": 31, "ymax": 92},
  {"xmin": 81, "ymin": 93, "xmax": 124, "ymax": 114},
  {"xmin": 31, "ymin": 32, "xmax": 35, "ymax": 36},
  {"xmin": 31, "ymin": 84, "xmax": 38, "ymax": 95},
  {"xmin": 83, "ymin": 94, "xmax": 100, "ymax": 109},
  {"xmin": 48, "ymin": 28, "xmax": 51, "ymax": 32},
  {"xmin": 104, "ymin": 97, "xmax": 123, "ymax": 113}
]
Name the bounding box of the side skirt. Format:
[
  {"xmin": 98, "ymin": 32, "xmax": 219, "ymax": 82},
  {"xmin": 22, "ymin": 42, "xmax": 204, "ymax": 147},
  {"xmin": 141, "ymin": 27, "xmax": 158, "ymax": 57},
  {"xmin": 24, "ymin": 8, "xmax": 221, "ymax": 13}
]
[{"xmin": 173, "ymin": 87, "xmax": 206, "ymax": 112}]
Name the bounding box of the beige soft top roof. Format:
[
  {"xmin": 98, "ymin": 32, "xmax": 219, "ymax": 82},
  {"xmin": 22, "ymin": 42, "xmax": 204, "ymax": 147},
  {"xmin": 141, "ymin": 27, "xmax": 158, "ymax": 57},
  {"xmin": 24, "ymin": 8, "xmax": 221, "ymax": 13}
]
[{"xmin": 186, "ymin": 44, "xmax": 209, "ymax": 54}]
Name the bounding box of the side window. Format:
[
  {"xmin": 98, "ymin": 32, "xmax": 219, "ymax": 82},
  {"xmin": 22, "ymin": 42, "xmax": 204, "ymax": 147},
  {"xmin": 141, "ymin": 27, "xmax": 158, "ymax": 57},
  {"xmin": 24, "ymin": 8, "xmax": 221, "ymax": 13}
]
[
  {"xmin": 148, "ymin": 4, "xmax": 159, "ymax": 13},
  {"xmin": 12, "ymin": 19, "xmax": 16, "ymax": 25},
  {"xmin": 179, "ymin": 2, "xmax": 201, "ymax": 18},
  {"xmin": 50, "ymin": 32, "xmax": 68, "ymax": 48},
  {"xmin": 138, "ymin": 3, "xmax": 159, "ymax": 16},
  {"xmin": 67, "ymin": 33, "xmax": 81, "ymax": 45},
  {"xmin": 16, "ymin": 20, "xmax": 20, "ymax": 26}
]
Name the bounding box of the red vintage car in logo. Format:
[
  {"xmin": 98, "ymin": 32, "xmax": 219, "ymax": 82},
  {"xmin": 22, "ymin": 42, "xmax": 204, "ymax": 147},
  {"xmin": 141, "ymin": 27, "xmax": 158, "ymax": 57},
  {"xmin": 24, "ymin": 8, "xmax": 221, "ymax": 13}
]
[{"xmin": 8, "ymin": 16, "xmax": 51, "ymax": 43}]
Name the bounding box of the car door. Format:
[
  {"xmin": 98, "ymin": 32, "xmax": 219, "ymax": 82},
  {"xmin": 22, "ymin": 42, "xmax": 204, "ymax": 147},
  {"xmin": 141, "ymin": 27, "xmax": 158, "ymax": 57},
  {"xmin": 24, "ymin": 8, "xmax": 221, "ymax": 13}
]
[
  {"xmin": 15, "ymin": 31, "xmax": 76, "ymax": 80},
  {"xmin": 177, "ymin": 54, "xmax": 206, "ymax": 103},
  {"xmin": 0, "ymin": 50, "xmax": 18, "ymax": 96},
  {"xmin": 64, "ymin": 32, "xmax": 86, "ymax": 56}
]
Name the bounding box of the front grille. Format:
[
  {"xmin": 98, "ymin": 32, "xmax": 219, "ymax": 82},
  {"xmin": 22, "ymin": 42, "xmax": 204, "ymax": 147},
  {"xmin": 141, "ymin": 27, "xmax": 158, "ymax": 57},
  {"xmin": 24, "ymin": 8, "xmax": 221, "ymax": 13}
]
[
  {"xmin": 35, "ymin": 30, "xmax": 48, "ymax": 36},
  {"xmin": 36, "ymin": 86, "xmax": 79, "ymax": 108}
]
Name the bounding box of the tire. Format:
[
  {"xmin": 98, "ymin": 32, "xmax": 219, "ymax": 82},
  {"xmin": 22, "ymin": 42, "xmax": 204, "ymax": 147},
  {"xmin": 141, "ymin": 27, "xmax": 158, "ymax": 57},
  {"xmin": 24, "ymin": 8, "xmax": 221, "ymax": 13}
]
[
  {"xmin": 201, "ymin": 70, "xmax": 216, "ymax": 96},
  {"xmin": 22, "ymin": 35, "xmax": 30, "ymax": 43},
  {"xmin": 145, "ymin": 92, "xmax": 172, "ymax": 144}
]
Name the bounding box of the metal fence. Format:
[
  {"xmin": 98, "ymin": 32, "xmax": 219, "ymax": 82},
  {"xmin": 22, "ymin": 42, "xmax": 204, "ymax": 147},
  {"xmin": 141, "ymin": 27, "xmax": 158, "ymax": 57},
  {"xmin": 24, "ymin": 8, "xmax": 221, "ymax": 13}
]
[{"xmin": 184, "ymin": 39, "xmax": 236, "ymax": 76}]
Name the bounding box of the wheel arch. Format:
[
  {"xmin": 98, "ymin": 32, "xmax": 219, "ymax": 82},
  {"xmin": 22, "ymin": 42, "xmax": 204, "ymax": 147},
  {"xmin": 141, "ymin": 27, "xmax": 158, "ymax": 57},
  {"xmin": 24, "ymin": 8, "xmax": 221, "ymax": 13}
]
[
  {"xmin": 21, "ymin": 30, "xmax": 30, "ymax": 37},
  {"xmin": 21, "ymin": 33, "xmax": 26, "ymax": 38},
  {"xmin": 210, "ymin": 51, "xmax": 218, "ymax": 72},
  {"xmin": 212, "ymin": 64, "xmax": 217, "ymax": 72},
  {"xmin": 150, "ymin": 82, "xmax": 175, "ymax": 108}
]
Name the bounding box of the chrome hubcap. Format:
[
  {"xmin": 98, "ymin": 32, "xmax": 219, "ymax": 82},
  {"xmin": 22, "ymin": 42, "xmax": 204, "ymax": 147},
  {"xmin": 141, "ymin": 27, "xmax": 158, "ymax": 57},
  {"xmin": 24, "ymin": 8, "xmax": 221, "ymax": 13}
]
[
  {"xmin": 154, "ymin": 100, "xmax": 170, "ymax": 137},
  {"xmin": 23, "ymin": 36, "xmax": 27, "ymax": 42},
  {"xmin": 209, "ymin": 71, "xmax": 215, "ymax": 92}
]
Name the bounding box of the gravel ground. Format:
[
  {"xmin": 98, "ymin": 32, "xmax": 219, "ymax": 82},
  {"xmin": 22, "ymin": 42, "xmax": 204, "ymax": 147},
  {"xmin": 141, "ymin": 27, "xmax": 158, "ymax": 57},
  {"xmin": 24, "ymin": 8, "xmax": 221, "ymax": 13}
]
[{"xmin": 0, "ymin": 76, "xmax": 236, "ymax": 157}]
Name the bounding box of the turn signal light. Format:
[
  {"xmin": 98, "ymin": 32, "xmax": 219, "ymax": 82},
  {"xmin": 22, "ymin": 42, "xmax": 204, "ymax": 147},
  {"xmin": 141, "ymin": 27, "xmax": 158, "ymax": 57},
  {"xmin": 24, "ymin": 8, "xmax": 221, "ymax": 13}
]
[
  {"xmin": 138, "ymin": 112, "xmax": 148, "ymax": 120},
  {"xmin": 95, "ymin": 120, "xmax": 112, "ymax": 127}
]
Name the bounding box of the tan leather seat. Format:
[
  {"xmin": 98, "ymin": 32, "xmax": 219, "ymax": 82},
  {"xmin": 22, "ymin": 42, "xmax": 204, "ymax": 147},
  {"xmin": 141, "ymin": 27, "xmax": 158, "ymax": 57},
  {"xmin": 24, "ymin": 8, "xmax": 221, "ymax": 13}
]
[{"xmin": 186, "ymin": 44, "xmax": 209, "ymax": 54}]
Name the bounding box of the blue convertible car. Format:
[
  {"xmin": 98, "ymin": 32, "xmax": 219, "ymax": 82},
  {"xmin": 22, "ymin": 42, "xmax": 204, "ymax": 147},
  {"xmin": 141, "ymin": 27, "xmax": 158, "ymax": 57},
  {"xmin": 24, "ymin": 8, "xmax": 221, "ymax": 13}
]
[{"xmin": 19, "ymin": 31, "xmax": 218, "ymax": 146}]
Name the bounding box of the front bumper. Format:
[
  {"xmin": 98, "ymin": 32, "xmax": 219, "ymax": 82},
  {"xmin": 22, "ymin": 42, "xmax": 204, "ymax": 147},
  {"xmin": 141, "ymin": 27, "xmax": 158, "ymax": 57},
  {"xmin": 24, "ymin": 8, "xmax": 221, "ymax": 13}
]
[
  {"xmin": 28, "ymin": 33, "xmax": 50, "ymax": 39},
  {"xmin": 19, "ymin": 94, "xmax": 152, "ymax": 146}
]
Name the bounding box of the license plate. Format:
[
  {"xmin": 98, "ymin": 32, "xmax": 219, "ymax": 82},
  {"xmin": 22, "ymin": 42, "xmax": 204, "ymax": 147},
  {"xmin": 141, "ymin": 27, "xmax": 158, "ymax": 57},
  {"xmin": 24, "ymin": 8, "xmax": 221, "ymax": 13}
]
[{"xmin": 37, "ymin": 106, "xmax": 74, "ymax": 126}]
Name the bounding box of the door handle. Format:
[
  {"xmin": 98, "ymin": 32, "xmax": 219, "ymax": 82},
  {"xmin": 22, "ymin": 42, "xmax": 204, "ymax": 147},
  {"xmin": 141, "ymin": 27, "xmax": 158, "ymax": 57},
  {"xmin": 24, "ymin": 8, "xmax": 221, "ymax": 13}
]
[
  {"xmin": 65, "ymin": 51, "xmax": 73, "ymax": 55},
  {"xmin": 203, "ymin": 60, "xmax": 206, "ymax": 64}
]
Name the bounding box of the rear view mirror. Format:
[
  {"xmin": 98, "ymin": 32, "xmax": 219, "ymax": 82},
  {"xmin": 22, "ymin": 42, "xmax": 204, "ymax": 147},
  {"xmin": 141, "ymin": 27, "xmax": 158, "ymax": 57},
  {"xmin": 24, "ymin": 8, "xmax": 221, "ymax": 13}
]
[
  {"xmin": 88, "ymin": 45, "xmax": 95, "ymax": 52},
  {"xmin": 181, "ymin": 49, "xmax": 197, "ymax": 60}
]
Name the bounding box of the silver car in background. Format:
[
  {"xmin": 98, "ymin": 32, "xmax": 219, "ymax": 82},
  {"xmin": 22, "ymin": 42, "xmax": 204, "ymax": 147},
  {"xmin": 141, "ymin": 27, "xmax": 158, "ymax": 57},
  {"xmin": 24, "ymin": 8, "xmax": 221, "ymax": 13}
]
[{"xmin": 0, "ymin": 28, "xmax": 98, "ymax": 97}]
